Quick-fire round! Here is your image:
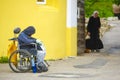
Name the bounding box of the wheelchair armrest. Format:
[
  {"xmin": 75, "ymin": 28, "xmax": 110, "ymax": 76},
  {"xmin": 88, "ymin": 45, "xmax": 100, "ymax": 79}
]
[
  {"xmin": 20, "ymin": 43, "xmax": 37, "ymax": 50},
  {"xmin": 29, "ymin": 43, "xmax": 37, "ymax": 50}
]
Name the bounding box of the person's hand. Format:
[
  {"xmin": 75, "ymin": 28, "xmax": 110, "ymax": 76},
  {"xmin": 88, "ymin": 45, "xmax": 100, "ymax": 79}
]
[
  {"xmin": 87, "ymin": 32, "xmax": 90, "ymax": 36},
  {"xmin": 36, "ymin": 39, "xmax": 42, "ymax": 45},
  {"xmin": 36, "ymin": 39, "xmax": 40, "ymax": 43}
]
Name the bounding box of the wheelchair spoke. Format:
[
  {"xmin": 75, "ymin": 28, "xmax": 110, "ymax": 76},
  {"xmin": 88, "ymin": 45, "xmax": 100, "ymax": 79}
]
[{"xmin": 9, "ymin": 50, "xmax": 31, "ymax": 73}]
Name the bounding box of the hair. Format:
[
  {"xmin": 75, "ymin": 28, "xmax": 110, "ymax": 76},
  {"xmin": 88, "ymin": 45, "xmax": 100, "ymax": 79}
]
[{"xmin": 92, "ymin": 11, "xmax": 99, "ymax": 16}]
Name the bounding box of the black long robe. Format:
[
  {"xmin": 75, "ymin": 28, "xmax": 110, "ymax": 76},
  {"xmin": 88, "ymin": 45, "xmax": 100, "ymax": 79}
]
[{"xmin": 86, "ymin": 16, "xmax": 103, "ymax": 49}]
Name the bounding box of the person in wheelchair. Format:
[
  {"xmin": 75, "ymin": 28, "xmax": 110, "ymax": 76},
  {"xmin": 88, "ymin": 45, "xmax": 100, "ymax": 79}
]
[{"xmin": 18, "ymin": 26, "xmax": 48, "ymax": 72}]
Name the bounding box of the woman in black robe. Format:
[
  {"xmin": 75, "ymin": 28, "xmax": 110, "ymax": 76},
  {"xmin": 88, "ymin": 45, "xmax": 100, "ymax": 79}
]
[{"xmin": 86, "ymin": 11, "xmax": 103, "ymax": 52}]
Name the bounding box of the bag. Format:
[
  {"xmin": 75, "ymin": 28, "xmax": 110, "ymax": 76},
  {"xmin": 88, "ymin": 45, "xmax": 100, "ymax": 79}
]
[
  {"xmin": 7, "ymin": 42, "xmax": 17, "ymax": 66},
  {"xmin": 85, "ymin": 34, "xmax": 90, "ymax": 39},
  {"xmin": 84, "ymin": 34, "xmax": 91, "ymax": 53}
]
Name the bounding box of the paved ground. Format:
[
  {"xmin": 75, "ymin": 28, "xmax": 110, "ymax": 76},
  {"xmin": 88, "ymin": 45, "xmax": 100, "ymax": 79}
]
[
  {"xmin": 102, "ymin": 20, "xmax": 120, "ymax": 54},
  {"xmin": 0, "ymin": 20, "xmax": 120, "ymax": 80}
]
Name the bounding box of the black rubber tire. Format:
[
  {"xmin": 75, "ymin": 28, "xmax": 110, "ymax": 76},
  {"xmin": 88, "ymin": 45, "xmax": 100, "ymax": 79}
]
[{"xmin": 8, "ymin": 49, "xmax": 32, "ymax": 73}]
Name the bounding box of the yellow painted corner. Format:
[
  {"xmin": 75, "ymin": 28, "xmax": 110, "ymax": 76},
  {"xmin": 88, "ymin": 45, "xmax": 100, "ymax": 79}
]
[{"xmin": 66, "ymin": 27, "xmax": 77, "ymax": 57}]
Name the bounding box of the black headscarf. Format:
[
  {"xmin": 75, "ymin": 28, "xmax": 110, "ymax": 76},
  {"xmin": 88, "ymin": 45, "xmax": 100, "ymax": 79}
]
[{"xmin": 23, "ymin": 26, "xmax": 36, "ymax": 36}]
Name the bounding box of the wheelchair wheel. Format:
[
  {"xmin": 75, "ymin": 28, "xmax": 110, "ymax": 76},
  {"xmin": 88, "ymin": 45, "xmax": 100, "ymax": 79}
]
[{"xmin": 9, "ymin": 49, "xmax": 32, "ymax": 73}]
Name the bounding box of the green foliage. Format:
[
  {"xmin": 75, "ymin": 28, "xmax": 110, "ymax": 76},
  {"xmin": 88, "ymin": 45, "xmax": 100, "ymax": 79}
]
[
  {"xmin": 112, "ymin": 0, "xmax": 120, "ymax": 5},
  {"xmin": 0, "ymin": 56, "xmax": 8, "ymax": 63},
  {"xmin": 85, "ymin": 0, "xmax": 114, "ymax": 17}
]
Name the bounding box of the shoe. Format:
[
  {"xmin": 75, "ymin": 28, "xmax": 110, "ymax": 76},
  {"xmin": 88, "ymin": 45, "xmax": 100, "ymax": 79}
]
[
  {"xmin": 37, "ymin": 65, "xmax": 42, "ymax": 73},
  {"xmin": 84, "ymin": 49, "xmax": 90, "ymax": 53},
  {"xmin": 91, "ymin": 50, "xmax": 95, "ymax": 52},
  {"xmin": 42, "ymin": 67, "xmax": 48, "ymax": 72},
  {"xmin": 37, "ymin": 62, "xmax": 48, "ymax": 73},
  {"xmin": 96, "ymin": 49, "xmax": 100, "ymax": 52}
]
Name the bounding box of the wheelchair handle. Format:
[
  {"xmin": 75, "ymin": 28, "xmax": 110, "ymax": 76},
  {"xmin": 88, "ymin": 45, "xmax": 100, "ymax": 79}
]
[{"xmin": 8, "ymin": 38, "xmax": 18, "ymax": 41}]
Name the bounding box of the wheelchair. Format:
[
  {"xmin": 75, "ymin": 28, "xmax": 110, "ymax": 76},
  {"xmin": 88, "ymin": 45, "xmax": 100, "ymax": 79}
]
[{"xmin": 8, "ymin": 27, "xmax": 49, "ymax": 73}]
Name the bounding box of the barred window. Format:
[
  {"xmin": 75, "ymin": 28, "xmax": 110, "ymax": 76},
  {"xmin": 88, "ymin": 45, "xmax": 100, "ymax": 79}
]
[{"xmin": 37, "ymin": 0, "xmax": 46, "ymax": 4}]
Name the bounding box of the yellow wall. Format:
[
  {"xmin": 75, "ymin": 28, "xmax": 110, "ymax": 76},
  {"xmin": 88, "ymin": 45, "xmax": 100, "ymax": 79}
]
[
  {"xmin": 66, "ymin": 27, "xmax": 77, "ymax": 57},
  {"xmin": 0, "ymin": 0, "xmax": 77, "ymax": 60}
]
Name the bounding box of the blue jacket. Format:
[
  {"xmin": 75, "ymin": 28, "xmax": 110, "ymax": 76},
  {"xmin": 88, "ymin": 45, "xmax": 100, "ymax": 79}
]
[
  {"xmin": 18, "ymin": 26, "xmax": 36, "ymax": 49},
  {"xmin": 18, "ymin": 32, "xmax": 36, "ymax": 44}
]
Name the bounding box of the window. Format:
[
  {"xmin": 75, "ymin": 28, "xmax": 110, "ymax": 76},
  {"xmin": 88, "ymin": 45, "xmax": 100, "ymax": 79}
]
[{"xmin": 37, "ymin": 0, "xmax": 46, "ymax": 4}]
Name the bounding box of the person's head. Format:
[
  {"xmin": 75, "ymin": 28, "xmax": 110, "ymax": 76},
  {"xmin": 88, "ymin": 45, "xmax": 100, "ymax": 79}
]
[
  {"xmin": 92, "ymin": 11, "xmax": 99, "ymax": 18},
  {"xmin": 23, "ymin": 26, "xmax": 36, "ymax": 36}
]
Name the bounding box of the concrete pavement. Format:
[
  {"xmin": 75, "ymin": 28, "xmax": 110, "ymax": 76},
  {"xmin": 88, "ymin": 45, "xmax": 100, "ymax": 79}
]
[
  {"xmin": 0, "ymin": 20, "xmax": 120, "ymax": 80},
  {"xmin": 0, "ymin": 53, "xmax": 120, "ymax": 80},
  {"xmin": 102, "ymin": 20, "xmax": 120, "ymax": 55}
]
